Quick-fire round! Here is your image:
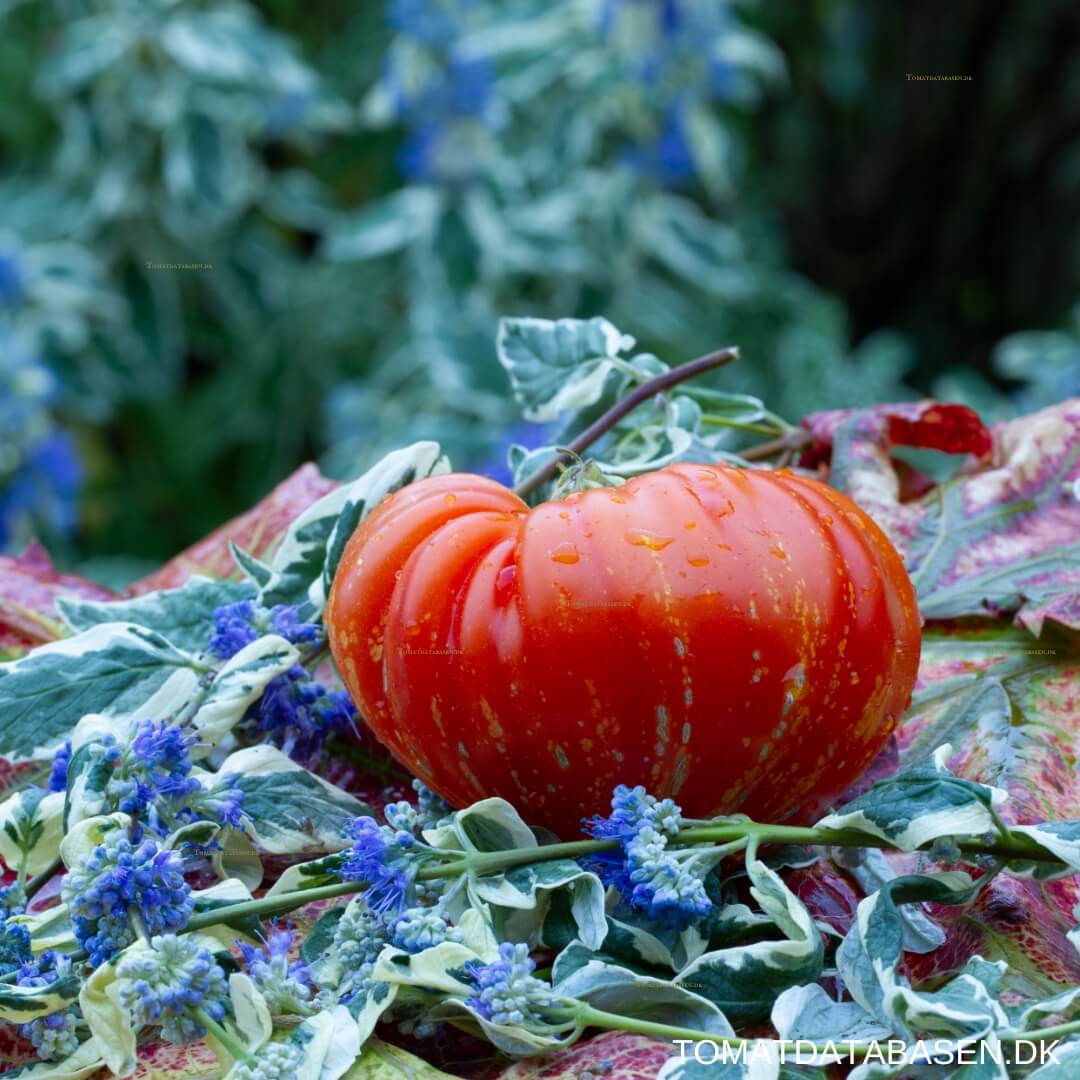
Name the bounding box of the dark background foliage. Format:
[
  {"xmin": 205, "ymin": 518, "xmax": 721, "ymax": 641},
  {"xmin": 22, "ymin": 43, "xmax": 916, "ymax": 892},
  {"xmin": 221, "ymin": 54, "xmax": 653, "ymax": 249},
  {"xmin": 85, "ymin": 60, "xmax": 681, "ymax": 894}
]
[{"xmin": 1, "ymin": 0, "xmax": 1077, "ymax": 579}]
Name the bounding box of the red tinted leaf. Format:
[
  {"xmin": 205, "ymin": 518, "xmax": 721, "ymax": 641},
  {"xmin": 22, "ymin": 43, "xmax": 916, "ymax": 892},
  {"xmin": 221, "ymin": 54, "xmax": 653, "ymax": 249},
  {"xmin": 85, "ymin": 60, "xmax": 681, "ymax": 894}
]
[
  {"xmin": 788, "ymin": 861, "xmax": 861, "ymax": 937},
  {"xmin": 808, "ymin": 399, "xmax": 1080, "ymax": 632},
  {"xmin": 128, "ymin": 463, "xmax": 338, "ymax": 595},
  {"xmin": 0, "ymin": 541, "xmax": 113, "ymax": 657}
]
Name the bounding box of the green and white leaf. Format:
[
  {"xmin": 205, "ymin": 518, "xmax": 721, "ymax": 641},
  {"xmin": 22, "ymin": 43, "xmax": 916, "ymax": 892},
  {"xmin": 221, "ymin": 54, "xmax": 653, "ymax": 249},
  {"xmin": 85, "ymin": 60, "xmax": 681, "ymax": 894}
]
[
  {"xmin": 2, "ymin": 1038, "xmax": 106, "ymax": 1079},
  {"xmin": 228, "ymin": 973, "xmax": 273, "ymax": 1054},
  {"xmin": 315, "ymin": 440, "xmax": 450, "ymax": 612},
  {"xmin": 264, "ymin": 850, "xmax": 346, "ymax": 898},
  {"xmin": 0, "ymin": 966, "xmax": 81, "ymax": 1023},
  {"xmin": 672, "ymin": 845, "xmax": 824, "ymax": 1025},
  {"xmin": 63, "ymin": 714, "xmax": 131, "ymax": 831},
  {"xmin": 496, "ymin": 315, "xmax": 636, "ymax": 422},
  {"xmin": 57, "ymin": 577, "xmax": 254, "ymax": 655},
  {"xmin": 215, "ymin": 743, "xmax": 371, "ymax": 854},
  {"xmin": 190, "ymin": 633, "xmax": 299, "ymax": 748},
  {"xmin": 59, "ymin": 812, "xmax": 129, "ymax": 870},
  {"xmin": 0, "ymin": 624, "xmax": 204, "ymax": 762},
  {"xmin": 817, "ymin": 745, "xmax": 1008, "ymax": 852},
  {"xmin": 771, "ymin": 984, "xmax": 891, "ymax": 1043},
  {"xmin": 0, "ymin": 786, "xmax": 64, "ymax": 877},
  {"xmin": 79, "ymin": 946, "xmax": 138, "ymax": 1077},
  {"xmin": 259, "ymin": 441, "xmax": 448, "ymax": 612},
  {"xmin": 554, "ymin": 945, "xmax": 735, "ymax": 1037}
]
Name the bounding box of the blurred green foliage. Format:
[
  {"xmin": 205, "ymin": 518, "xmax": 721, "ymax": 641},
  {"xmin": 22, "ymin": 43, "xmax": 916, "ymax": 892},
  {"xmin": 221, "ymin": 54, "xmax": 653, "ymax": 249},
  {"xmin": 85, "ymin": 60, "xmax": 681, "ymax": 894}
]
[{"xmin": 0, "ymin": 0, "xmax": 1077, "ymax": 571}]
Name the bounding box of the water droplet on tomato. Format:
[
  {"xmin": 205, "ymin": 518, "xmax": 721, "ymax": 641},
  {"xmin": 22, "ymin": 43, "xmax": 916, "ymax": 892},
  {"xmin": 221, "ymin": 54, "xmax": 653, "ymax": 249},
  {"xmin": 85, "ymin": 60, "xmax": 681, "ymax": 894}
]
[
  {"xmin": 625, "ymin": 528, "xmax": 673, "ymax": 551},
  {"xmin": 550, "ymin": 542, "xmax": 580, "ymax": 564},
  {"xmin": 443, "ymin": 493, "xmax": 456, "ymax": 506},
  {"xmin": 850, "ymin": 672, "xmax": 860, "ymax": 685},
  {"xmin": 687, "ymin": 555, "xmax": 709, "ymax": 567},
  {"xmin": 405, "ymin": 622, "xmax": 420, "ymax": 638},
  {"xmin": 559, "ymin": 511, "xmax": 570, "ymax": 520},
  {"xmin": 770, "ymin": 545, "xmax": 787, "ymax": 560},
  {"xmin": 685, "ymin": 521, "xmax": 697, "ymax": 529},
  {"xmin": 494, "ymin": 564, "xmax": 517, "ymax": 602},
  {"xmin": 752, "ymin": 649, "xmax": 761, "ymax": 661}
]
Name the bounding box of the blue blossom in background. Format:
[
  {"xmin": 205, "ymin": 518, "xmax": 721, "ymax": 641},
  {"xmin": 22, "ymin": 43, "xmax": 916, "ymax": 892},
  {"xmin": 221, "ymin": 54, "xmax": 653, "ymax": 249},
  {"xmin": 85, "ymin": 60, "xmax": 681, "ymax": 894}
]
[
  {"xmin": 380, "ymin": 0, "xmax": 503, "ymax": 184},
  {"xmin": 239, "ymin": 926, "xmax": 314, "ymax": 1014},
  {"xmin": 0, "ymin": 250, "xmax": 24, "ymax": 307},
  {"xmin": 390, "ymin": 906, "xmax": 463, "ymax": 954},
  {"xmin": 117, "ymin": 934, "xmax": 228, "ymax": 1045},
  {"xmin": 62, "ymin": 831, "xmax": 194, "ymax": 966},
  {"xmin": 16, "ymin": 952, "xmax": 81, "ymax": 1061},
  {"xmin": 585, "ymin": 784, "xmax": 712, "ymax": 930},
  {"xmin": 466, "ymin": 942, "xmax": 555, "ymax": 1027},
  {"xmin": 0, "ymin": 334, "xmax": 81, "ymax": 550}
]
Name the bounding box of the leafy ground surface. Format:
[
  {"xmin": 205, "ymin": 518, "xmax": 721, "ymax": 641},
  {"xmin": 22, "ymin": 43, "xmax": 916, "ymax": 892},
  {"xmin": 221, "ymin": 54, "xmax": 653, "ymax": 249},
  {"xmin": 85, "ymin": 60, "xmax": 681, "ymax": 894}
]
[{"xmin": 0, "ymin": 396, "xmax": 1077, "ymax": 1077}]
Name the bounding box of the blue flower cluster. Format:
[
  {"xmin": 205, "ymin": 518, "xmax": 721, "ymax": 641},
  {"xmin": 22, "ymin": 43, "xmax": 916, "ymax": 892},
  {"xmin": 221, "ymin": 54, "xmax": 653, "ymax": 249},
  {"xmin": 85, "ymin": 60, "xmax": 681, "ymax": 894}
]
[
  {"xmin": 585, "ymin": 784, "xmax": 712, "ymax": 929},
  {"xmin": 335, "ymin": 815, "xmax": 418, "ymax": 916},
  {"xmin": 117, "ymin": 934, "xmax": 229, "ymax": 1045},
  {"xmin": 600, "ymin": 0, "xmax": 741, "ymax": 186},
  {"xmin": 230, "ymin": 1042, "xmax": 304, "ymax": 1079},
  {"xmin": 238, "ymin": 926, "xmax": 314, "ymax": 1014},
  {"xmin": 61, "ymin": 831, "xmax": 194, "ymax": 966},
  {"xmin": 467, "ymin": 942, "xmax": 555, "ymax": 1027},
  {"xmin": 209, "ymin": 601, "xmax": 355, "ymax": 760},
  {"xmin": 82, "ymin": 719, "xmax": 244, "ymax": 838},
  {"xmin": 0, "ymin": 915, "xmax": 31, "ymax": 975},
  {"xmin": 48, "ymin": 741, "xmax": 72, "ymax": 793},
  {"xmin": 321, "ymin": 895, "xmax": 462, "ymax": 1008},
  {"xmin": 0, "ymin": 332, "xmax": 81, "ymax": 549},
  {"xmin": 15, "ymin": 951, "xmax": 81, "ymax": 1061},
  {"xmin": 381, "ymin": 0, "xmax": 503, "ymax": 183}
]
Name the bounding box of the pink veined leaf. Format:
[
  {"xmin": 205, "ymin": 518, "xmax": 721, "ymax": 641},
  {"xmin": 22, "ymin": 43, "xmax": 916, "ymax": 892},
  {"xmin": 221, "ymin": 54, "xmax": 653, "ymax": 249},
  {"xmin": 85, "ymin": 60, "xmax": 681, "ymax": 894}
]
[
  {"xmin": 0, "ymin": 541, "xmax": 114, "ymax": 658},
  {"xmin": 128, "ymin": 462, "xmax": 338, "ymax": 595},
  {"xmin": 804, "ymin": 398, "xmax": 1080, "ymax": 633},
  {"xmin": 889, "ymin": 620, "xmax": 1080, "ymax": 994},
  {"xmin": 495, "ymin": 1031, "xmax": 672, "ymax": 1079}
]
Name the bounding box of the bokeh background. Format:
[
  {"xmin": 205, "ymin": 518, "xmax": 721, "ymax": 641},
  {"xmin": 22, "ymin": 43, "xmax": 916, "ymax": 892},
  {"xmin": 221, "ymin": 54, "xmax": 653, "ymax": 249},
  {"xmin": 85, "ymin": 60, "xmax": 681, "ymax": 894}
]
[{"xmin": 2, "ymin": 0, "xmax": 1079, "ymax": 582}]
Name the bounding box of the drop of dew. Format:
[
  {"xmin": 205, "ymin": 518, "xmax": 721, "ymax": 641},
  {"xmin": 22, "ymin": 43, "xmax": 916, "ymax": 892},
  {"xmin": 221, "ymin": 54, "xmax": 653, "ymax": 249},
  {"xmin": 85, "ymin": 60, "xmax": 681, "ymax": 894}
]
[
  {"xmin": 443, "ymin": 493, "xmax": 456, "ymax": 506},
  {"xmin": 405, "ymin": 622, "xmax": 421, "ymax": 638},
  {"xmin": 551, "ymin": 542, "xmax": 580, "ymax": 564},
  {"xmin": 494, "ymin": 564, "xmax": 517, "ymax": 603},
  {"xmin": 687, "ymin": 555, "xmax": 709, "ymax": 567},
  {"xmin": 625, "ymin": 528, "xmax": 674, "ymax": 551},
  {"xmin": 770, "ymin": 545, "xmax": 787, "ymax": 560}
]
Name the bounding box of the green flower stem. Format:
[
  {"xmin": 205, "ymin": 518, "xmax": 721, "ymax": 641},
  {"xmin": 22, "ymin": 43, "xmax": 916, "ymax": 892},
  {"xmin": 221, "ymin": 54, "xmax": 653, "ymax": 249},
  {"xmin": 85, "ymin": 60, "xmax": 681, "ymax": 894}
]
[
  {"xmin": 183, "ymin": 819, "xmax": 1064, "ymax": 934},
  {"xmin": 698, "ymin": 415, "xmax": 784, "ymax": 436},
  {"xmin": 24, "ymin": 855, "xmax": 61, "ymax": 899},
  {"xmin": 196, "ymin": 1007, "xmax": 254, "ymax": 1066}
]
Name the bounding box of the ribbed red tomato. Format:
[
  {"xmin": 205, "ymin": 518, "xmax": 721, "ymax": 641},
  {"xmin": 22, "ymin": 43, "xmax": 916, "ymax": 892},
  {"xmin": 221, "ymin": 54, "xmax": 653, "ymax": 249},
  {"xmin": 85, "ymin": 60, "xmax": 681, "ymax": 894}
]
[{"xmin": 326, "ymin": 463, "xmax": 920, "ymax": 838}]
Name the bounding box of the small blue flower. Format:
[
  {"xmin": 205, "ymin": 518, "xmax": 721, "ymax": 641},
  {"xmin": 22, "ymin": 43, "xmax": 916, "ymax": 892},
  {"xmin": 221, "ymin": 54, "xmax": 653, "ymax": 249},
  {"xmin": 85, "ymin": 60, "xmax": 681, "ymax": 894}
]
[
  {"xmin": 16, "ymin": 952, "xmax": 80, "ymax": 1061},
  {"xmin": 585, "ymin": 785, "xmax": 711, "ymax": 930},
  {"xmin": 466, "ymin": 942, "xmax": 555, "ymax": 1027},
  {"xmin": 0, "ymin": 250, "xmax": 24, "ymax": 306},
  {"xmin": 254, "ymin": 664, "xmax": 356, "ymax": 761},
  {"xmin": 229, "ymin": 1042, "xmax": 305, "ymax": 1080},
  {"xmin": 412, "ymin": 778, "xmax": 455, "ymax": 828},
  {"xmin": 390, "ymin": 907, "xmax": 463, "ymax": 954},
  {"xmin": 117, "ymin": 934, "xmax": 228, "ymax": 1045},
  {"xmin": 321, "ymin": 900, "xmax": 390, "ymax": 1004},
  {"xmin": 208, "ymin": 600, "xmax": 260, "ymax": 660},
  {"xmin": 62, "ymin": 831, "xmax": 194, "ymax": 966},
  {"xmin": 0, "ymin": 915, "xmax": 32, "ymax": 975},
  {"xmin": 48, "ymin": 741, "xmax": 72, "ymax": 793},
  {"xmin": 239, "ymin": 926, "xmax": 314, "ymax": 1014},
  {"xmin": 335, "ymin": 817, "xmax": 415, "ymax": 916},
  {"xmin": 209, "ymin": 601, "xmax": 323, "ymax": 662}
]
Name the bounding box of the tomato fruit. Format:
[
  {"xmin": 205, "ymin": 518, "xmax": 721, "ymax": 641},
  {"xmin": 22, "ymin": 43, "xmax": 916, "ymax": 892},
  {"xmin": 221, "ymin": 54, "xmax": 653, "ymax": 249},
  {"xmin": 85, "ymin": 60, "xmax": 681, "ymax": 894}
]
[{"xmin": 326, "ymin": 463, "xmax": 920, "ymax": 838}]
